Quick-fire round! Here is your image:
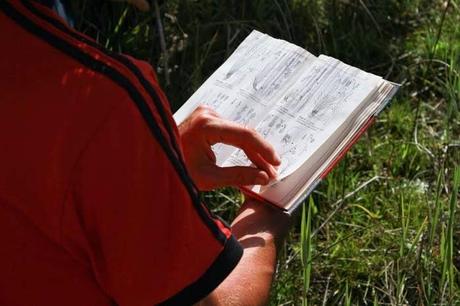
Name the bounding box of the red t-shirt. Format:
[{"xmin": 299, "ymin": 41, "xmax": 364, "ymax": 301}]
[{"xmin": 0, "ymin": 1, "xmax": 242, "ymax": 305}]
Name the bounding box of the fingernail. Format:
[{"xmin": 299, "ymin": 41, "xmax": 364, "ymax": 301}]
[
  {"xmin": 255, "ymin": 172, "xmax": 269, "ymax": 185},
  {"xmin": 274, "ymin": 153, "xmax": 282, "ymax": 165},
  {"xmin": 269, "ymin": 165, "xmax": 278, "ymax": 179}
]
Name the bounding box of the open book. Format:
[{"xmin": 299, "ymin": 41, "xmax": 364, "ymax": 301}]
[{"xmin": 174, "ymin": 30, "xmax": 399, "ymax": 213}]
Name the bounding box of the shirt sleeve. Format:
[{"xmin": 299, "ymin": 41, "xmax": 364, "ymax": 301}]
[{"xmin": 61, "ymin": 94, "xmax": 242, "ymax": 306}]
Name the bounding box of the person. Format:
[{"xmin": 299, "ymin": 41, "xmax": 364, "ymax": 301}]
[{"xmin": 0, "ymin": 1, "xmax": 293, "ymax": 305}]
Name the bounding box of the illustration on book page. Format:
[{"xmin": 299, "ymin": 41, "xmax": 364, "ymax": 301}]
[
  {"xmin": 223, "ymin": 56, "xmax": 382, "ymax": 179},
  {"xmin": 175, "ymin": 30, "xmax": 315, "ymax": 164}
]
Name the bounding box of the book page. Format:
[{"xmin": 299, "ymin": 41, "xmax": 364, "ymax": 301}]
[
  {"xmin": 173, "ymin": 30, "xmax": 315, "ymax": 164},
  {"xmin": 257, "ymin": 81, "xmax": 399, "ymax": 211},
  {"xmin": 223, "ymin": 55, "xmax": 382, "ymax": 179}
]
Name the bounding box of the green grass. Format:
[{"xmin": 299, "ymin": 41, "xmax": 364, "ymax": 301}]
[
  {"xmin": 71, "ymin": 0, "xmax": 460, "ymax": 304},
  {"xmin": 301, "ymin": 197, "xmax": 314, "ymax": 306}
]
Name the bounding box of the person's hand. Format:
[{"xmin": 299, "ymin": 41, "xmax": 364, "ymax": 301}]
[
  {"xmin": 178, "ymin": 105, "xmax": 281, "ymax": 191},
  {"xmin": 111, "ymin": 0, "xmax": 150, "ymax": 11}
]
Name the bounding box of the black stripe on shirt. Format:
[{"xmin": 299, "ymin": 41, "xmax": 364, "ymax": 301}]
[
  {"xmin": 20, "ymin": 1, "xmax": 229, "ymax": 243},
  {"xmin": 21, "ymin": 0, "xmax": 188, "ymax": 183},
  {"xmin": 158, "ymin": 235, "xmax": 243, "ymax": 306},
  {"xmin": 1, "ymin": 4, "xmax": 244, "ymax": 304},
  {"xmin": 0, "ymin": 0, "xmax": 226, "ymax": 245}
]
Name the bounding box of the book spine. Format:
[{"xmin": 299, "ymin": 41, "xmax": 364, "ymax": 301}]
[{"xmin": 287, "ymin": 178, "xmax": 321, "ymax": 215}]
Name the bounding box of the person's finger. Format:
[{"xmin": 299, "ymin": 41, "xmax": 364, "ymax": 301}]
[
  {"xmin": 242, "ymin": 150, "xmax": 278, "ymax": 179},
  {"xmin": 204, "ymin": 165, "xmax": 271, "ymax": 189},
  {"xmin": 206, "ymin": 118, "xmax": 281, "ymax": 166},
  {"xmin": 194, "ymin": 104, "xmax": 220, "ymax": 118},
  {"xmin": 191, "ymin": 107, "xmax": 278, "ymax": 177}
]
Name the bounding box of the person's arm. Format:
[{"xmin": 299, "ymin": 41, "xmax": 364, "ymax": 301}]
[
  {"xmin": 179, "ymin": 105, "xmax": 292, "ymax": 305},
  {"xmin": 197, "ymin": 199, "xmax": 291, "ymax": 305}
]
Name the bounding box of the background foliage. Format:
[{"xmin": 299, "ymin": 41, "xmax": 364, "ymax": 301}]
[{"xmin": 70, "ymin": 0, "xmax": 459, "ymax": 304}]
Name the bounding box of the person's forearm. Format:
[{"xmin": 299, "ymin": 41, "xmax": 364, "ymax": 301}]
[{"xmin": 198, "ymin": 199, "xmax": 291, "ymax": 306}]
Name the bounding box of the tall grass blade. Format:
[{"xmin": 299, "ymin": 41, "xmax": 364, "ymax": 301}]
[{"xmin": 301, "ymin": 197, "xmax": 313, "ymax": 306}]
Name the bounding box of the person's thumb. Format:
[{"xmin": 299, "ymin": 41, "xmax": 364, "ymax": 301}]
[{"xmin": 203, "ymin": 165, "xmax": 271, "ymax": 190}]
